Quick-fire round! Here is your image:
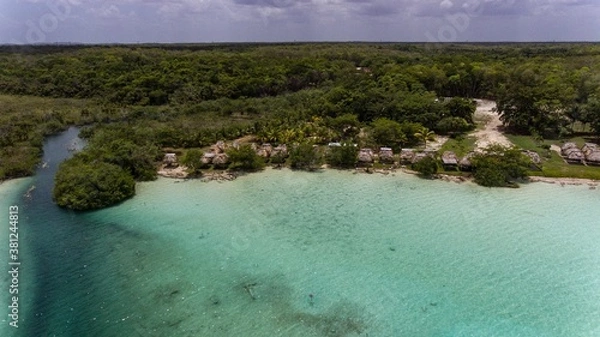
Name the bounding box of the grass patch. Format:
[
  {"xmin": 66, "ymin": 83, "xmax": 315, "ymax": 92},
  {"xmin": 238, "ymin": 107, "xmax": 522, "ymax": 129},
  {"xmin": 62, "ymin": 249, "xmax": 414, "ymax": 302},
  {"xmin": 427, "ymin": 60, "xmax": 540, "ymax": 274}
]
[
  {"xmin": 439, "ymin": 136, "xmax": 476, "ymax": 157},
  {"xmin": 504, "ymin": 133, "xmax": 600, "ymax": 180},
  {"xmin": 536, "ymin": 152, "xmax": 600, "ymax": 180},
  {"xmin": 504, "ymin": 134, "xmax": 552, "ymax": 150}
]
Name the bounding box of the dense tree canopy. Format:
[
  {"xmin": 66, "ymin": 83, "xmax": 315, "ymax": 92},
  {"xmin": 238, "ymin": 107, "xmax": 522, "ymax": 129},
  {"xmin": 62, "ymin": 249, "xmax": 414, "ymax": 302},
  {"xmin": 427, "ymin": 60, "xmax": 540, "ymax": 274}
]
[
  {"xmin": 227, "ymin": 145, "xmax": 265, "ymax": 171},
  {"xmin": 1, "ymin": 43, "xmax": 600, "ymax": 203},
  {"xmin": 471, "ymin": 145, "xmax": 532, "ymax": 187},
  {"xmin": 326, "ymin": 144, "xmax": 358, "ymax": 169},
  {"xmin": 53, "ymin": 159, "xmax": 135, "ymax": 210}
]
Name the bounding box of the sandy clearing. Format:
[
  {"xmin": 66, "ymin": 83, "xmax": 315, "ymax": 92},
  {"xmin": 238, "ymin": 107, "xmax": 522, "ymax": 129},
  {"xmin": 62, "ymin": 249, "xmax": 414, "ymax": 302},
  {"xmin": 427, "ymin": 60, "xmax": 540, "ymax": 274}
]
[{"xmin": 471, "ymin": 99, "xmax": 514, "ymax": 150}]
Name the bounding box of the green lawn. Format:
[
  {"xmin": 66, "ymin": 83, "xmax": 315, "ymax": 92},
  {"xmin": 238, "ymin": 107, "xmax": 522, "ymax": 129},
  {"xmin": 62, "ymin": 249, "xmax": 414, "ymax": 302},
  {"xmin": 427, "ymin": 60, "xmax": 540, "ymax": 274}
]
[
  {"xmin": 439, "ymin": 136, "xmax": 477, "ymax": 157},
  {"xmin": 504, "ymin": 133, "xmax": 600, "ymax": 180},
  {"xmin": 536, "ymin": 152, "xmax": 600, "ymax": 180}
]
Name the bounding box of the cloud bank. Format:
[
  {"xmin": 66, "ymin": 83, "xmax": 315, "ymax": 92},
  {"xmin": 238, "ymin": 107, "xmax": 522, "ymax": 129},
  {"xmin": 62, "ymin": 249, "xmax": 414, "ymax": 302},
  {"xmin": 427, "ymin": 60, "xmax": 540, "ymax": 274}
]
[{"xmin": 1, "ymin": 0, "xmax": 598, "ymax": 43}]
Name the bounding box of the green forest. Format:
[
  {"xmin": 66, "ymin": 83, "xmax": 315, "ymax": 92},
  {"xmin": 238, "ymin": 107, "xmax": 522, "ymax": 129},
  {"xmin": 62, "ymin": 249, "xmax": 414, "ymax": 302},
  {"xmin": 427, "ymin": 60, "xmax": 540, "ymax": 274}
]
[{"xmin": 1, "ymin": 43, "xmax": 599, "ymax": 209}]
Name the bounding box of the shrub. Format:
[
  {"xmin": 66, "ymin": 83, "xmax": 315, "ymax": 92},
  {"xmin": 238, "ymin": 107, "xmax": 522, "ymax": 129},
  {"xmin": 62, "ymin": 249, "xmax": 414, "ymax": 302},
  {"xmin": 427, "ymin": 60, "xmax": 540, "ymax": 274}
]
[
  {"xmin": 289, "ymin": 143, "xmax": 322, "ymax": 170},
  {"xmin": 227, "ymin": 145, "xmax": 265, "ymax": 171},
  {"xmin": 411, "ymin": 156, "xmax": 438, "ymax": 177},
  {"xmin": 471, "ymin": 145, "xmax": 531, "ymax": 187},
  {"xmin": 326, "ymin": 144, "xmax": 357, "ymax": 168},
  {"xmin": 181, "ymin": 149, "xmax": 204, "ymax": 174},
  {"xmin": 53, "ymin": 159, "xmax": 135, "ymax": 210}
]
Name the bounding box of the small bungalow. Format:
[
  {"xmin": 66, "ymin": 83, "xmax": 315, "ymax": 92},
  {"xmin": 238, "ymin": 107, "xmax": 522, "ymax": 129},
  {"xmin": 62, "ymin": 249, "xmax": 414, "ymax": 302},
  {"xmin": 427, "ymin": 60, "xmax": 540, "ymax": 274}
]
[
  {"xmin": 378, "ymin": 147, "xmax": 395, "ymax": 164},
  {"xmin": 358, "ymin": 148, "xmax": 374, "ymax": 164},
  {"xmin": 400, "ymin": 149, "xmax": 415, "ymax": 165},
  {"xmin": 212, "ymin": 153, "xmax": 229, "ymax": 169},
  {"xmin": 563, "ymin": 147, "xmax": 585, "ymax": 164},
  {"xmin": 213, "ymin": 141, "xmax": 227, "ymax": 154},
  {"xmin": 163, "ymin": 153, "xmax": 178, "ymax": 167},
  {"xmin": 522, "ymin": 150, "xmax": 542, "ymax": 170},
  {"xmin": 257, "ymin": 143, "xmax": 273, "ymax": 158},
  {"xmin": 561, "ymin": 142, "xmax": 578, "ymax": 155},
  {"xmin": 272, "ymin": 144, "xmax": 289, "ymax": 158},
  {"xmin": 582, "ymin": 143, "xmax": 599, "ymax": 156},
  {"xmin": 459, "ymin": 152, "xmax": 475, "ymax": 171},
  {"xmin": 201, "ymin": 152, "xmax": 215, "ymax": 167},
  {"xmin": 412, "ymin": 152, "xmax": 433, "ymax": 164},
  {"xmin": 441, "ymin": 151, "xmax": 459, "ymax": 170},
  {"xmin": 585, "ymin": 150, "xmax": 600, "ymax": 166}
]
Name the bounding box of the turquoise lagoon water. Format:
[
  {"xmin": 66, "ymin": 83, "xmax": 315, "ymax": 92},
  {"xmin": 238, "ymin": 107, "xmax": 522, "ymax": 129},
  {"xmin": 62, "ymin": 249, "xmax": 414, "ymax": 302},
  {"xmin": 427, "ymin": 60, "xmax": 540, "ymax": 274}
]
[{"xmin": 1, "ymin": 130, "xmax": 600, "ymax": 336}]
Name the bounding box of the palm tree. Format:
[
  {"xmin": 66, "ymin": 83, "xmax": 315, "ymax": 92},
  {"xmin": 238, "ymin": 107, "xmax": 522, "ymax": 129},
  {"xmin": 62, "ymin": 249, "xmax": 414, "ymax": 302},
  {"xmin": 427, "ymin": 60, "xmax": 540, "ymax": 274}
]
[
  {"xmin": 278, "ymin": 128, "xmax": 298, "ymax": 144},
  {"xmin": 414, "ymin": 127, "xmax": 436, "ymax": 149}
]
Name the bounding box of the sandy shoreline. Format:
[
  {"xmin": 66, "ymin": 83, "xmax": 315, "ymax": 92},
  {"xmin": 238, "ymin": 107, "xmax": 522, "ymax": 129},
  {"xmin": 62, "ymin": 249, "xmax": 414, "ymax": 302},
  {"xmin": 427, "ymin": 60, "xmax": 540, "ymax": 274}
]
[
  {"xmin": 527, "ymin": 176, "xmax": 599, "ymax": 187},
  {"xmin": 4, "ymin": 164, "xmax": 597, "ymax": 189}
]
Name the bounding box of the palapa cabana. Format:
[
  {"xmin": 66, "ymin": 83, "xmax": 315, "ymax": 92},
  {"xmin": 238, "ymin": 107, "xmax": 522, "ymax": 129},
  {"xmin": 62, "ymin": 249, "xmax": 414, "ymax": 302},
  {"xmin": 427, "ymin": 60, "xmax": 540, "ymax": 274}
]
[
  {"xmin": 163, "ymin": 153, "xmax": 178, "ymax": 167},
  {"xmin": 400, "ymin": 149, "xmax": 415, "ymax": 165},
  {"xmin": 212, "ymin": 153, "xmax": 229, "ymax": 169},
  {"xmin": 561, "ymin": 142, "xmax": 578, "ymax": 155},
  {"xmin": 272, "ymin": 144, "xmax": 288, "ymax": 158},
  {"xmin": 257, "ymin": 143, "xmax": 273, "ymax": 158},
  {"xmin": 563, "ymin": 147, "xmax": 584, "ymax": 164},
  {"xmin": 378, "ymin": 147, "xmax": 395, "ymax": 164},
  {"xmin": 412, "ymin": 152, "xmax": 433, "ymax": 164},
  {"xmin": 213, "ymin": 140, "xmax": 227, "ymax": 154},
  {"xmin": 459, "ymin": 151, "xmax": 475, "ymax": 171},
  {"xmin": 522, "ymin": 150, "xmax": 542, "ymax": 170},
  {"xmin": 358, "ymin": 148, "xmax": 374, "ymax": 164},
  {"xmin": 582, "ymin": 143, "xmax": 599, "ymax": 156},
  {"xmin": 201, "ymin": 152, "xmax": 215, "ymax": 167},
  {"xmin": 441, "ymin": 151, "xmax": 459, "ymax": 170},
  {"xmin": 585, "ymin": 150, "xmax": 600, "ymax": 166}
]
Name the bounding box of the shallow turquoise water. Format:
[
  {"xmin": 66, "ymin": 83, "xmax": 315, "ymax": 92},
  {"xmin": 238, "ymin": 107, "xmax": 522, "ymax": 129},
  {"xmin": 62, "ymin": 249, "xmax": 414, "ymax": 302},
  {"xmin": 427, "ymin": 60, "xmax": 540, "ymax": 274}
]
[{"xmin": 2, "ymin": 131, "xmax": 600, "ymax": 336}]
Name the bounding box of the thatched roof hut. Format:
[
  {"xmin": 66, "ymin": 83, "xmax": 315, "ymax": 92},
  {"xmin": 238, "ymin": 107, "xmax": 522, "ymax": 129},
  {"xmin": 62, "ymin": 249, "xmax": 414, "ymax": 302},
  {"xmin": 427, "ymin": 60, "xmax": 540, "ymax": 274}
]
[
  {"xmin": 213, "ymin": 141, "xmax": 227, "ymax": 154},
  {"xmin": 212, "ymin": 153, "xmax": 229, "ymax": 168},
  {"xmin": 257, "ymin": 143, "xmax": 273, "ymax": 158},
  {"xmin": 201, "ymin": 152, "xmax": 215, "ymax": 166},
  {"xmin": 358, "ymin": 148, "xmax": 374, "ymax": 164},
  {"xmin": 400, "ymin": 149, "xmax": 415, "ymax": 164},
  {"xmin": 163, "ymin": 153, "xmax": 178, "ymax": 166},
  {"xmin": 412, "ymin": 152, "xmax": 433, "ymax": 164},
  {"xmin": 563, "ymin": 148, "xmax": 584, "ymax": 163},
  {"xmin": 378, "ymin": 147, "xmax": 395, "ymax": 164},
  {"xmin": 582, "ymin": 143, "xmax": 599, "ymax": 156},
  {"xmin": 459, "ymin": 151, "xmax": 475, "ymax": 170},
  {"xmin": 561, "ymin": 142, "xmax": 578, "ymax": 155},
  {"xmin": 441, "ymin": 151, "xmax": 458, "ymax": 165},
  {"xmin": 272, "ymin": 144, "xmax": 288, "ymax": 158},
  {"xmin": 585, "ymin": 150, "xmax": 600, "ymax": 165},
  {"xmin": 522, "ymin": 150, "xmax": 542, "ymax": 170},
  {"xmin": 523, "ymin": 150, "xmax": 541, "ymax": 165}
]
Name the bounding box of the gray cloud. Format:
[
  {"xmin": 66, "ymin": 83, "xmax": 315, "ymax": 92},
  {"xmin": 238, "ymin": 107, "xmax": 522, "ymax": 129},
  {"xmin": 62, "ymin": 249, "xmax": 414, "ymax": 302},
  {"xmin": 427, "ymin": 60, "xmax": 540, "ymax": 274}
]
[
  {"xmin": 233, "ymin": 0, "xmax": 303, "ymax": 8},
  {"xmin": 1, "ymin": 0, "xmax": 599, "ymax": 43}
]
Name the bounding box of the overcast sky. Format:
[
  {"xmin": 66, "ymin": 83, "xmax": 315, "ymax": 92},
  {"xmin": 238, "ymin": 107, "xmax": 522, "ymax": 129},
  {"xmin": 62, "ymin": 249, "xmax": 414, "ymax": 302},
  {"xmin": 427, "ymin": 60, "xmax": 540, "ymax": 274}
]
[{"xmin": 1, "ymin": 0, "xmax": 599, "ymax": 44}]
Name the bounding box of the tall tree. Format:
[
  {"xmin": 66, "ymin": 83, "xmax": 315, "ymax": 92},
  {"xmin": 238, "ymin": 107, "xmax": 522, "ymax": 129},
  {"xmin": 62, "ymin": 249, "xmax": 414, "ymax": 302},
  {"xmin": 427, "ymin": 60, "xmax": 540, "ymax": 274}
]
[{"xmin": 414, "ymin": 127, "xmax": 436, "ymax": 149}]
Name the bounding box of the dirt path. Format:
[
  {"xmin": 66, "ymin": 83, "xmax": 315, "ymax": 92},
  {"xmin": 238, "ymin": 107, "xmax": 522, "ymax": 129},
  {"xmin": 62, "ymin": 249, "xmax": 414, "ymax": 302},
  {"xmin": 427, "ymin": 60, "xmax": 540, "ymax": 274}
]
[
  {"xmin": 426, "ymin": 135, "xmax": 449, "ymax": 151},
  {"xmin": 471, "ymin": 99, "xmax": 513, "ymax": 150}
]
